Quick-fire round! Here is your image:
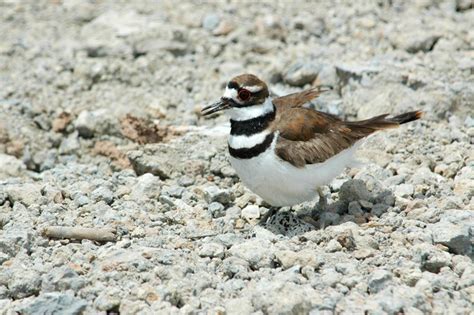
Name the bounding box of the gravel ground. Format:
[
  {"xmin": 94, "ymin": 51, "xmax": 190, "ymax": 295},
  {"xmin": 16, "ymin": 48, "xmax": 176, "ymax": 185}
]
[{"xmin": 0, "ymin": 0, "xmax": 473, "ymax": 314}]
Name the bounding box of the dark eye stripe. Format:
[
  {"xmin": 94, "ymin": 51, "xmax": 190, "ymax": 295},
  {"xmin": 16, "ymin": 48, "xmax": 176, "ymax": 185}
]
[{"xmin": 227, "ymin": 81, "xmax": 239, "ymax": 90}]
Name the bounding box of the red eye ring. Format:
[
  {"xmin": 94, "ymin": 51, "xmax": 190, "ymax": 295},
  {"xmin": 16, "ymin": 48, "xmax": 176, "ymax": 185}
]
[{"xmin": 238, "ymin": 89, "xmax": 251, "ymax": 101}]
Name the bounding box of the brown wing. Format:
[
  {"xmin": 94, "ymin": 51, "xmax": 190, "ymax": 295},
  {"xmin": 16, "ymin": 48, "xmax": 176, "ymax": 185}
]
[
  {"xmin": 273, "ymin": 108, "xmax": 422, "ymax": 168},
  {"xmin": 273, "ymin": 86, "xmax": 332, "ymax": 109}
]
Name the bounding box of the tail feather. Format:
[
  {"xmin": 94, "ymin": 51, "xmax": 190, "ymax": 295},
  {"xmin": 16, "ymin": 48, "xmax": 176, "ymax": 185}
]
[
  {"xmin": 388, "ymin": 110, "xmax": 423, "ymax": 125},
  {"xmin": 346, "ymin": 110, "xmax": 423, "ymax": 132}
]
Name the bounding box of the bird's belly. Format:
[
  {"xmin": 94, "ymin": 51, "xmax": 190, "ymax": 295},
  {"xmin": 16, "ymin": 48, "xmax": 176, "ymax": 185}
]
[{"xmin": 229, "ymin": 146, "xmax": 358, "ymax": 207}]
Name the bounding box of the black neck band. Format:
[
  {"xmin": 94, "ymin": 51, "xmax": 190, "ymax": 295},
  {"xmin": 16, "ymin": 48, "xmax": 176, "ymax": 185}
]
[{"xmin": 230, "ymin": 108, "xmax": 276, "ymax": 136}]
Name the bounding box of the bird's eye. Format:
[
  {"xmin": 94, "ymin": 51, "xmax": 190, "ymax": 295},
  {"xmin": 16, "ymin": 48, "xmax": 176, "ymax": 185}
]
[{"xmin": 238, "ymin": 89, "xmax": 251, "ymax": 101}]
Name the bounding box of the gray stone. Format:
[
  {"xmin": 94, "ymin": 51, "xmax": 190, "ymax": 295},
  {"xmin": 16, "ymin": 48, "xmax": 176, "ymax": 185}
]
[
  {"xmin": 165, "ymin": 185, "xmax": 184, "ymax": 198},
  {"xmin": 221, "ymin": 165, "xmax": 236, "ymax": 177},
  {"xmin": 284, "ymin": 61, "xmax": 321, "ymax": 86},
  {"xmin": 91, "ymin": 186, "xmax": 114, "ymax": 204},
  {"xmin": 368, "ymin": 269, "xmax": 393, "ymax": 294},
  {"xmin": 41, "ymin": 184, "xmax": 64, "ymax": 203},
  {"xmin": 275, "ymin": 249, "xmax": 324, "ymax": 269},
  {"xmin": 457, "ymin": 266, "xmax": 474, "ymax": 290},
  {"xmin": 339, "ymin": 180, "xmax": 371, "ymax": 204},
  {"xmin": 317, "ymin": 64, "xmax": 338, "ymax": 87},
  {"xmin": 464, "ymin": 115, "xmax": 474, "ymax": 128},
  {"xmin": 58, "ymin": 132, "xmax": 80, "ymax": 155},
  {"xmin": 326, "ymin": 239, "xmax": 343, "ymax": 252},
  {"xmin": 208, "ymin": 202, "xmax": 225, "ymax": 218},
  {"xmin": 202, "ymin": 13, "xmax": 220, "ymax": 31},
  {"xmin": 235, "ymin": 193, "xmax": 256, "ymax": 208},
  {"xmin": 393, "ymin": 32, "xmax": 441, "ymax": 53},
  {"xmin": 399, "ymin": 268, "xmax": 422, "ymax": 287},
  {"xmin": 0, "ymin": 228, "xmax": 33, "ymax": 258},
  {"xmin": 74, "ymin": 194, "xmax": 90, "ymax": 207},
  {"xmin": 318, "ymin": 212, "xmax": 340, "ymax": 227},
  {"xmin": 130, "ymin": 173, "xmax": 161, "ymax": 200},
  {"xmin": 348, "ymin": 201, "xmax": 364, "ymax": 216},
  {"xmin": 229, "ymin": 239, "xmax": 274, "ymax": 269},
  {"xmin": 41, "ymin": 266, "xmax": 85, "ymax": 292},
  {"xmin": 251, "ymin": 280, "xmax": 319, "ymax": 314},
  {"xmin": 225, "ymin": 206, "xmax": 241, "ymax": 219},
  {"xmin": 221, "ymin": 256, "xmax": 250, "ymax": 278},
  {"xmin": 177, "ymin": 175, "xmax": 194, "ymax": 187},
  {"xmin": 8, "ymin": 269, "xmax": 41, "ymax": 299},
  {"xmin": 225, "ymin": 297, "xmax": 254, "ymax": 315},
  {"xmin": 336, "ymin": 63, "xmax": 381, "ymax": 85},
  {"xmin": 353, "ymin": 248, "xmax": 375, "ymax": 260},
  {"xmin": 94, "ymin": 289, "xmax": 121, "ymax": 311},
  {"xmin": 5, "ymin": 183, "xmax": 42, "ymax": 206},
  {"xmin": 198, "ymin": 242, "xmax": 225, "ymax": 259},
  {"xmin": 394, "ymin": 184, "xmax": 414, "ymax": 198},
  {"xmin": 414, "ymin": 244, "xmax": 452, "ymax": 273},
  {"xmin": 127, "ymin": 150, "xmax": 172, "ymax": 179},
  {"xmin": 80, "ymin": 10, "xmax": 144, "ymax": 57},
  {"xmin": 0, "ymin": 154, "xmax": 26, "ymax": 179},
  {"xmin": 359, "ymin": 200, "xmax": 373, "ymax": 210},
  {"xmin": 384, "ymin": 174, "xmax": 406, "ymax": 187},
  {"xmin": 429, "ymin": 216, "xmax": 472, "ymax": 256},
  {"xmin": 75, "ymin": 109, "xmax": 118, "ymax": 138},
  {"xmin": 18, "ymin": 292, "xmax": 87, "ymax": 315},
  {"xmin": 203, "ymin": 185, "xmax": 234, "ymax": 205}
]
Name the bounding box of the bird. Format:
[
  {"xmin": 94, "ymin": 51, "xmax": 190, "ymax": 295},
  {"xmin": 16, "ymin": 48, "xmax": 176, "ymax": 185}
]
[{"xmin": 202, "ymin": 74, "xmax": 422, "ymax": 214}]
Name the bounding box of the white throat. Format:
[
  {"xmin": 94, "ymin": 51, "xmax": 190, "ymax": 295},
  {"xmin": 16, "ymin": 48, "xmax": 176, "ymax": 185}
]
[{"xmin": 227, "ymin": 97, "xmax": 274, "ymax": 121}]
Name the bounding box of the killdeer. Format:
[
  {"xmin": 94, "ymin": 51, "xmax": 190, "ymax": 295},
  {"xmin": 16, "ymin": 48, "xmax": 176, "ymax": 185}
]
[{"xmin": 202, "ymin": 74, "xmax": 422, "ymax": 209}]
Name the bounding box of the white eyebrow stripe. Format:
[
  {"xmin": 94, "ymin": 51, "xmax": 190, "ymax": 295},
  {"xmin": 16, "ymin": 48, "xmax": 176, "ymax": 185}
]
[
  {"xmin": 243, "ymin": 85, "xmax": 262, "ymax": 93},
  {"xmin": 223, "ymin": 86, "xmax": 243, "ymax": 104}
]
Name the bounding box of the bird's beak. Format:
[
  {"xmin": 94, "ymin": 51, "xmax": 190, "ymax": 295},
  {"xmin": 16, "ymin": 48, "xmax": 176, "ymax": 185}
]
[{"xmin": 201, "ymin": 98, "xmax": 231, "ymax": 116}]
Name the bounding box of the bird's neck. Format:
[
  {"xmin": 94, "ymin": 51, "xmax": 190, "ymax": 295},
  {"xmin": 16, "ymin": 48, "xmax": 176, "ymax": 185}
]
[
  {"xmin": 229, "ymin": 97, "xmax": 276, "ymax": 137},
  {"xmin": 228, "ymin": 97, "xmax": 274, "ymax": 121}
]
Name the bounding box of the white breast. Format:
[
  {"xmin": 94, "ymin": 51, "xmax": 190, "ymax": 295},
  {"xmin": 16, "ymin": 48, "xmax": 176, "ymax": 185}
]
[{"xmin": 228, "ymin": 133, "xmax": 360, "ymax": 207}]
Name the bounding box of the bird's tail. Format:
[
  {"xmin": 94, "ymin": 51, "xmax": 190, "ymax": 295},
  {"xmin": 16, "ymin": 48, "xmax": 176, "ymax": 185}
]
[
  {"xmin": 387, "ymin": 110, "xmax": 423, "ymax": 125},
  {"xmin": 346, "ymin": 110, "xmax": 423, "ymax": 131}
]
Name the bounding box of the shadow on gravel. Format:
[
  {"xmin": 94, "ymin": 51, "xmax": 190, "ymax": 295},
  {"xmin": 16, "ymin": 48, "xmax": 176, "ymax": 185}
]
[{"xmin": 259, "ymin": 179, "xmax": 396, "ymax": 237}]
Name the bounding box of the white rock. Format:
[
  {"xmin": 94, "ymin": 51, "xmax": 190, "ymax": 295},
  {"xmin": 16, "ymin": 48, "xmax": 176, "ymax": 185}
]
[
  {"xmin": 241, "ymin": 205, "xmax": 260, "ymax": 220},
  {"xmin": 0, "ymin": 154, "xmax": 26, "ymax": 179}
]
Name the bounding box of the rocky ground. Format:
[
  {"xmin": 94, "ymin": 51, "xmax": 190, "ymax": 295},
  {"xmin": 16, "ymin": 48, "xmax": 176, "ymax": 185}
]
[{"xmin": 0, "ymin": 0, "xmax": 473, "ymax": 314}]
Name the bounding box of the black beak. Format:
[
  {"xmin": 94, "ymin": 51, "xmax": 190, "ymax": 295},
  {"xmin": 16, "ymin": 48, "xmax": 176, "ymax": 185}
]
[{"xmin": 201, "ymin": 98, "xmax": 231, "ymax": 116}]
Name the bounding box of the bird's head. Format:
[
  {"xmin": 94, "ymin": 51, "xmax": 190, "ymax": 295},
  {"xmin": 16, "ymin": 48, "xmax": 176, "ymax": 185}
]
[{"xmin": 202, "ymin": 74, "xmax": 270, "ymax": 117}]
